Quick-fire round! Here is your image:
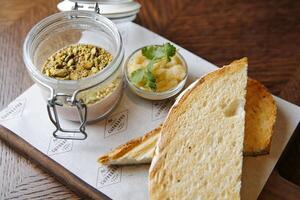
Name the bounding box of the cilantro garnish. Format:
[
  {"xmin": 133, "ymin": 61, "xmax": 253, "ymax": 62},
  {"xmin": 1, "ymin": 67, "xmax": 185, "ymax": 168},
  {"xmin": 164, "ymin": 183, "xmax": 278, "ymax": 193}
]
[{"xmin": 130, "ymin": 43, "xmax": 176, "ymax": 91}]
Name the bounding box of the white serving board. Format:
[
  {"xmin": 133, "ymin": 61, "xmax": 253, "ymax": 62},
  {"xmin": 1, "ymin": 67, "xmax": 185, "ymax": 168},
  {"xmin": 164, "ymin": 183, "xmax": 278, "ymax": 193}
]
[{"xmin": 1, "ymin": 22, "xmax": 300, "ymax": 200}]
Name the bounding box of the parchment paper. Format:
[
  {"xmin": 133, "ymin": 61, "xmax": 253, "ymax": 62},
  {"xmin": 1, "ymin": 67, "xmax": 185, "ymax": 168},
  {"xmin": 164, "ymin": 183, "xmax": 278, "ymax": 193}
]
[{"xmin": 1, "ymin": 22, "xmax": 299, "ymax": 200}]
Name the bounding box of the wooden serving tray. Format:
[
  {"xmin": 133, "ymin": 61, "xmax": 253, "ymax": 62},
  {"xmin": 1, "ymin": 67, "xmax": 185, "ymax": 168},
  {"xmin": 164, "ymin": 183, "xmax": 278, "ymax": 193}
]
[
  {"xmin": 0, "ymin": 126, "xmax": 109, "ymax": 200},
  {"xmin": 1, "ymin": 22, "xmax": 300, "ymax": 200}
]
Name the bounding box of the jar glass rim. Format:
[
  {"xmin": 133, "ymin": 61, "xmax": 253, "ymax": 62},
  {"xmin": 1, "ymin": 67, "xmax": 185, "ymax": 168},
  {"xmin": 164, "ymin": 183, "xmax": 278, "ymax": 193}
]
[{"xmin": 23, "ymin": 10, "xmax": 123, "ymax": 90}]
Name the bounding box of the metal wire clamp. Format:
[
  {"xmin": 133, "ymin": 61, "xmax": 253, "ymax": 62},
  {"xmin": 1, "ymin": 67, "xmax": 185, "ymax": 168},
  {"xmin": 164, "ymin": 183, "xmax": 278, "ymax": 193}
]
[{"xmin": 47, "ymin": 93, "xmax": 88, "ymax": 140}]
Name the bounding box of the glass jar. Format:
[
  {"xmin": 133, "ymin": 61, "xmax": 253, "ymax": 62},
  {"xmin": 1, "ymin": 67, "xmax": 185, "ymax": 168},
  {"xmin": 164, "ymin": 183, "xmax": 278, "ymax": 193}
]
[{"xmin": 23, "ymin": 11, "xmax": 124, "ymax": 139}]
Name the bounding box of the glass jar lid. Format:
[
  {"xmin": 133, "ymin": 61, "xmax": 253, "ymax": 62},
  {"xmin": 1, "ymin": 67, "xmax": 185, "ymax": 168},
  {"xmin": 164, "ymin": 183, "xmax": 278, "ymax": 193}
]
[{"xmin": 57, "ymin": 0, "xmax": 141, "ymax": 23}]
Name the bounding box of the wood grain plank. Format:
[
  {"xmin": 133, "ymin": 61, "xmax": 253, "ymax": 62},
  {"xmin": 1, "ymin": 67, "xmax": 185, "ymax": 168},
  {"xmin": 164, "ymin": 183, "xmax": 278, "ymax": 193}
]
[
  {"xmin": 136, "ymin": 0, "xmax": 199, "ymax": 33},
  {"xmin": 0, "ymin": 139, "xmax": 79, "ymax": 200},
  {"xmin": 137, "ymin": 0, "xmax": 300, "ymax": 105},
  {"xmin": 0, "ymin": 126, "xmax": 109, "ymax": 200},
  {"xmin": 259, "ymin": 172, "xmax": 300, "ymax": 200}
]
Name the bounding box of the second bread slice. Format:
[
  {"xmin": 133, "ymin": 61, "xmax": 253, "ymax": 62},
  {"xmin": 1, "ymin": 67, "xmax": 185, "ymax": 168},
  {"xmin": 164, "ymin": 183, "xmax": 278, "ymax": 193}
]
[{"xmin": 98, "ymin": 76, "xmax": 277, "ymax": 165}]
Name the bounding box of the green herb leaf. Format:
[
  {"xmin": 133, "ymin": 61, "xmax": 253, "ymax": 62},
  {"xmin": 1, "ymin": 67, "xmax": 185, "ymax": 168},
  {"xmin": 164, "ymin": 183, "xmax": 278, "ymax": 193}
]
[
  {"xmin": 145, "ymin": 69, "xmax": 156, "ymax": 82},
  {"xmin": 130, "ymin": 68, "xmax": 144, "ymax": 84},
  {"xmin": 130, "ymin": 68, "xmax": 157, "ymax": 91},
  {"xmin": 145, "ymin": 60, "xmax": 156, "ymax": 91},
  {"xmin": 145, "ymin": 71, "xmax": 156, "ymax": 90},
  {"xmin": 146, "ymin": 59, "xmax": 155, "ymax": 71},
  {"xmin": 141, "ymin": 43, "xmax": 176, "ymax": 61},
  {"xmin": 142, "ymin": 46, "xmax": 163, "ymax": 60},
  {"xmin": 164, "ymin": 43, "xmax": 176, "ymax": 61},
  {"xmin": 147, "ymin": 80, "xmax": 157, "ymax": 91}
]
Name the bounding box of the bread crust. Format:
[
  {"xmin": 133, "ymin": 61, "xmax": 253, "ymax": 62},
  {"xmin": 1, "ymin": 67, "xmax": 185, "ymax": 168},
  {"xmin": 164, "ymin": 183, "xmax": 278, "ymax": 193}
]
[
  {"xmin": 98, "ymin": 125, "xmax": 162, "ymax": 165},
  {"xmin": 243, "ymin": 78, "xmax": 277, "ymax": 156}
]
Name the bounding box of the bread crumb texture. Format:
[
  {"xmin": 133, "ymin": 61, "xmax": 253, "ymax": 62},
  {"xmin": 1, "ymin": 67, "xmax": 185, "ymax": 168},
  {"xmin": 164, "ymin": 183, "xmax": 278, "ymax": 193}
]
[{"xmin": 149, "ymin": 58, "xmax": 248, "ymax": 200}]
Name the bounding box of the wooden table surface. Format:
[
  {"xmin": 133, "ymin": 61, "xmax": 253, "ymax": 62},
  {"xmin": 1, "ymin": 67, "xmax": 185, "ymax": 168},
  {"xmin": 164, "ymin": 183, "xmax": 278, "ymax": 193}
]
[{"xmin": 0, "ymin": 0, "xmax": 300, "ymax": 199}]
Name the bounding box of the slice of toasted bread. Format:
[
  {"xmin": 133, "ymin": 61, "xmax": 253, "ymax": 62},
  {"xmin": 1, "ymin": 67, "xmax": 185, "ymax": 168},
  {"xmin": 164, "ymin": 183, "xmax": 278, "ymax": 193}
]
[
  {"xmin": 98, "ymin": 78, "xmax": 277, "ymax": 166},
  {"xmin": 149, "ymin": 58, "xmax": 247, "ymax": 199},
  {"xmin": 98, "ymin": 125, "xmax": 162, "ymax": 165},
  {"xmin": 244, "ymin": 78, "xmax": 277, "ymax": 155},
  {"xmin": 98, "ymin": 126, "xmax": 161, "ymax": 165}
]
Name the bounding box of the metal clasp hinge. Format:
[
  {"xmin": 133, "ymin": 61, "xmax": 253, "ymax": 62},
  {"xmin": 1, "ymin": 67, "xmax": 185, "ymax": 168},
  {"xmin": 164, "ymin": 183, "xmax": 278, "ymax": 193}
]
[
  {"xmin": 73, "ymin": 2, "xmax": 100, "ymax": 14},
  {"xmin": 47, "ymin": 94, "xmax": 87, "ymax": 140}
]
